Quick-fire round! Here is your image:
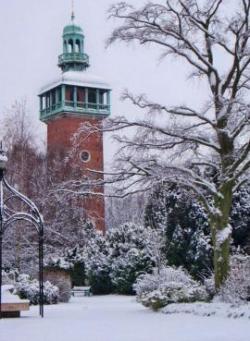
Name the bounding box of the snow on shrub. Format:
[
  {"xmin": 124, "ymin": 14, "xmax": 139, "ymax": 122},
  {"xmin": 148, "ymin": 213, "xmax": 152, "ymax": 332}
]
[
  {"xmin": 85, "ymin": 231, "xmax": 114, "ymax": 295},
  {"xmin": 85, "ymin": 222, "xmax": 157, "ymax": 295},
  {"xmin": 108, "ymin": 223, "xmax": 156, "ymax": 295},
  {"xmin": 2, "ymin": 268, "xmax": 19, "ymax": 284},
  {"xmin": 45, "ymin": 254, "xmax": 73, "ymax": 270},
  {"xmin": 134, "ymin": 266, "xmax": 208, "ymax": 310},
  {"xmin": 214, "ymin": 254, "xmax": 250, "ymax": 304},
  {"xmin": 87, "ymin": 253, "xmax": 113, "ymax": 295},
  {"xmin": 15, "ymin": 274, "xmax": 59, "ymax": 305},
  {"xmin": 144, "ymin": 185, "xmax": 213, "ymax": 280}
]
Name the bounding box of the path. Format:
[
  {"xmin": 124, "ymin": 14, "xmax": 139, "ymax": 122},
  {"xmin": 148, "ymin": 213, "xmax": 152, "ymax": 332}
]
[{"xmin": 1, "ymin": 296, "xmax": 250, "ymax": 341}]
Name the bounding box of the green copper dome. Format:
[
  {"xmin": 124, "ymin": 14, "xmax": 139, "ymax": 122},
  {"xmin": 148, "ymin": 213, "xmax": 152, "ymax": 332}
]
[
  {"xmin": 58, "ymin": 18, "xmax": 89, "ymax": 72},
  {"xmin": 63, "ymin": 24, "xmax": 83, "ymax": 36}
]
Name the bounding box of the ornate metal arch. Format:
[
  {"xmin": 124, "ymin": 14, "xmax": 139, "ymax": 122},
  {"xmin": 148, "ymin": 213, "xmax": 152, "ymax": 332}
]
[{"xmin": 0, "ymin": 149, "xmax": 44, "ymax": 318}]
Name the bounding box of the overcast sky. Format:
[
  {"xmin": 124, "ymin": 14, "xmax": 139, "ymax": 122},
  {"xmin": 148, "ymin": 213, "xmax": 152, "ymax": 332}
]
[{"xmin": 0, "ymin": 0, "xmax": 209, "ymax": 165}]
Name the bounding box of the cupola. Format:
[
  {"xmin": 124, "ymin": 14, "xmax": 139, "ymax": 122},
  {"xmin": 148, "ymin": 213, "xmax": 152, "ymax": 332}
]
[{"xmin": 58, "ymin": 13, "xmax": 89, "ymax": 72}]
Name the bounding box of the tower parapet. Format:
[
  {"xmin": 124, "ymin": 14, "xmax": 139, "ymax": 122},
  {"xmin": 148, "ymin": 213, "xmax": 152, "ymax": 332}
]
[{"xmin": 39, "ymin": 71, "xmax": 111, "ymax": 122}]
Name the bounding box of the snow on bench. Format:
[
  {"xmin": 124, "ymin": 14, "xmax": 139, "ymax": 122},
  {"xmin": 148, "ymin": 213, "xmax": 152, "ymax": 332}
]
[
  {"xmin": 1, "ymin": 285, "xmax": 29, "ymax": 318},
  {"xmin": 71, "ymin": 286, "xmax": 91, "ymax": 297}
]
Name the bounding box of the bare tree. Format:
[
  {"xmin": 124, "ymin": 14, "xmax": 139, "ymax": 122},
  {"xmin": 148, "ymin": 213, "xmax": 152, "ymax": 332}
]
[
  {"xmin": 1, "ymin": 101, "xmax": 91, "ymax": 272},
  {"xmin": 105, "ymin": 193, "xmax": 146, "ymax": 229},
  {"xmin": 0, "ymin": 100, "xmax": 45, "ymax": 272},
  {"xmin": 72, "ymin": 0, "xmax": 250, "ymax": 290}
]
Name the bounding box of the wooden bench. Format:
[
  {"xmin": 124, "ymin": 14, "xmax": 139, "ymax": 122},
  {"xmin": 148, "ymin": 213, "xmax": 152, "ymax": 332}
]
[
  {"xmin": 71, "ymin": 286, "xmax": 91, "ymax": 297},
  {"xmin": 1, "ymin": 285, "xmax": 30, "ymax": 318},
  {"xmin": 1, "ymin": 302, "xmax": 30, "ymax": 318}
]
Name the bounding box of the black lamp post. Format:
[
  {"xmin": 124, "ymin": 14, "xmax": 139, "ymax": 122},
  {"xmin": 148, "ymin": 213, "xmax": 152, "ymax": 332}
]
[{"xmin": 0, "ymin": 146, "xmax": 44, "ymax": 318}]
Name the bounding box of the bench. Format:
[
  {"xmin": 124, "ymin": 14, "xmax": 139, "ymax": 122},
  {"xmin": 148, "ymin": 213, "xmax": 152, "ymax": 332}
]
[
  {"xmin": 1, "ymin": 302, "xmax": 30, "ymax": 318},
  {"xmin": 71, "ymin": 286, "xmax": 91, "ymax": 297},
  {"xmin": 1, "ymin": 285, "xmax": 30, "ymax": 318}
]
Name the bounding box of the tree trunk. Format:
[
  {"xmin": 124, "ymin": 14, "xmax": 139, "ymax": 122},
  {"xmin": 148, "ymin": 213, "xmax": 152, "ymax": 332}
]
[
  {"xmin": 212, "ymin": 227, "xmax": 231, "ymax": 290},
  {"xmin": 210, "ymin": 182, "xmax": 233, "ymax": 291}
]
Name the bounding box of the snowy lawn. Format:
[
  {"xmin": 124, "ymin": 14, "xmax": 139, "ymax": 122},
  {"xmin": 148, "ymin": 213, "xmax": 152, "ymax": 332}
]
[
  {"xmin": 163, "ymin": 302, "xmax": 250, "ymax": 319},
  {"xmin": 1, "ymin": 295, "xmax": 250, "ymax": 341}
]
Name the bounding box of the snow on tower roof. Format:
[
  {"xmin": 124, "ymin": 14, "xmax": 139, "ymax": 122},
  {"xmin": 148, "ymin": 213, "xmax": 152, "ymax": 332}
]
[{"xmin": 39, "ymin": 71, "xmax": 111, "ymax": 95}]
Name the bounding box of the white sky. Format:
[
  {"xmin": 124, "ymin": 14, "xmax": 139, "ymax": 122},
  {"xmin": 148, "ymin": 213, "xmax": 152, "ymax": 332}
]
[{"xmin": 0, "ymin": 0, "xmax": 210, "ymax": 165}]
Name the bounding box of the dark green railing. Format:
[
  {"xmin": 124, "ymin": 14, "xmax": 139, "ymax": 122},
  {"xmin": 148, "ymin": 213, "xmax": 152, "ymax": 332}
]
[
  {"xmin": 58, "ymin": 52, "xmax": 89, "ymax": 65},
  {"xmin": 40, "ymin": 101, "xmax": 110, "ymax": 121}
]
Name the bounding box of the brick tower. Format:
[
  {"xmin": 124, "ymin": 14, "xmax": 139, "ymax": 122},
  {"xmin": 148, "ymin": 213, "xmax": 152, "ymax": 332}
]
[{"xmin": 39, "ymin": 13, "xmax": 111, "ymax": 232}]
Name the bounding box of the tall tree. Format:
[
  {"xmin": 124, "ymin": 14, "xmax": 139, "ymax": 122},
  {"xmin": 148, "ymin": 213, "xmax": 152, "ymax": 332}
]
[
  {"xmin": 75, "ymin": 0, "xmax": 250, "ymax": 290},
  {"xmin": 0, "ymin": 100, "xmax": 45, "ymax": 272}
]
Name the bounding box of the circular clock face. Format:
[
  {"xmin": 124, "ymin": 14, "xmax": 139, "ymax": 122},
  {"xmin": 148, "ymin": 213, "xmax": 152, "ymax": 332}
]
[{"xmin": 80, "ymin": 150, "xmax": 91, "ymax": 163}]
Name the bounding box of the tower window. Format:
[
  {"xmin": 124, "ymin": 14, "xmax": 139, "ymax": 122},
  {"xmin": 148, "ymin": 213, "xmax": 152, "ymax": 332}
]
[
  {"xmin": 68, "ymin": 39, "xmax": 74, "ymax": 53},
  {"xmin": 76, "ymin": 40, "xmax": 81, "ymax": 53},
  {"xmin": 57, "ymin": 87, "xmax": 62, "ymax": 102},
  {"xmin": 99, "ymin": 90, "xmax": 109, "ymax": 109},
  {"xmin": 51, "ymin": 89, "xmax": 56, "ymax": 106},
  {"xmin": 80, "ymin": 150, "xmax": 91, "ymax": 163},
  {"xmin": 46, "ymin": 93, "xmax": 50, "ymax": 108},
  {"xmin": 88, "ymin": 89, "xmax": 97, "ymax": 103},
  {"xmin": 65, "ymin": 86, "xmax": 74, "ymax": 102},
  {"xmin": 77, "ymin": 87, "xmax": 85, "ymax": 103},
  {"xmin": 41, "ymin": 96, "xmax": 46, "ymax": 110}
]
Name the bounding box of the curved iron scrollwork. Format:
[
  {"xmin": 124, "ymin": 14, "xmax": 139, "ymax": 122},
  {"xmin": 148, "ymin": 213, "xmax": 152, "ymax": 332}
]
[{"xmin": 0, "ymin": 147, "xmax": 44, "ymax": 318}]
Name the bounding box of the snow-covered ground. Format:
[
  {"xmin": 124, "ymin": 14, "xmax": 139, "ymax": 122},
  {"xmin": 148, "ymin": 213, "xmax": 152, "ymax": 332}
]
[
  {"xmin": 163, "ymin": 302, "xmax": 250, "ymax": 319},
  {"xmin": 1, "ymin": 296, "xmax": 250, "ymax": 341}
]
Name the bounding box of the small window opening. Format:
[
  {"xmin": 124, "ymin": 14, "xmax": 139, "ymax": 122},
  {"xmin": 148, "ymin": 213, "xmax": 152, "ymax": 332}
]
[
  {"xmin": 88, "ymin": 89, "xmax": 97, "ymax": 103},
  {"xmin": 68, "ymin": 39, "xmax": 74, "ymax": 53},
  {"xmin": 76, "ymin": 40, "xmax": 81, "ymax": 53},
  {"xmin": 80, "ymin": 150, "xmax": 91, "ymax": 163}
]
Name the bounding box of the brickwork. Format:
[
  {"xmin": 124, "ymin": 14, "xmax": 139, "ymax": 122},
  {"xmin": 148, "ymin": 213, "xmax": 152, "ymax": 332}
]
[{"xmin": 47, "ymin": 114, "xmax": 105, "ymax": 232}]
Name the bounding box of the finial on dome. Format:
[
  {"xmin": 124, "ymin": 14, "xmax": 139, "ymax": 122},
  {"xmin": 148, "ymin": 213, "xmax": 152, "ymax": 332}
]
[{"xmin": 71, "ymin": 0, "xmax": 75, "ymax": 22}]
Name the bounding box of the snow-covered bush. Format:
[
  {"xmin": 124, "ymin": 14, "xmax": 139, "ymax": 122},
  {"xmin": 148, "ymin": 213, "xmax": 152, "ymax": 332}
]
[
  {"xmin": 45, "ymin": 254, "xmax": 73, "ymax": 270},
  {"xmin": 231, "ymin": 186, "xmax": 250, "ymax": 253},
  {"xmin": 85, "ymin": 222, "xmax": 158, "ymax": 295},
  {"xmin": 145, "ymin": 185, "xmax": 212, "ymax": 280},
  {"xmin": 108, "ymin": 223, "xmax": 156, "ymax": 295},
  {"xmin": 214, "ymin": 255, "xmax": 250, "ymax": 304},
  {"xmin": 145, "ymin": 184, "xmax": 250, "ymax": 281},
  {"xmin": 15, "ymin": 274, "xmax": 59, "ymax": 305},
  {"xmin": 46, "ymin": 243, "xmax": 88, "ymax": 288},
  {"xmin": 85, "ymin": 229, "xmax": 113, "ymax": 294},
  {"xmin": 45, "ymin": 243, "xmax": 87, "ymax": 283},
  {"xmin": 2, "ymin": 268, "xmax": 19, "ymax": 285},
  {"xmin": 87, "ymin": 257, "xmax": 113, "ymax": 295},
  {"xmin": 110, "ymin": 247, "xmax": 152, "ymax": 295},
  {"xmin": 134, "ymin": 267, "xmax": 208, "ymax": 310}
]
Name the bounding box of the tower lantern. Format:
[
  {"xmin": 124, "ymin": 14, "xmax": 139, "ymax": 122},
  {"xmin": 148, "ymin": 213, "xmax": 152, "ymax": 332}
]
[
  {"xmin": 58, "ymin": 17, "xmax": 89, "ymax": 72},
  {"xmin": 39, "ymin": 14, "xmax": 111, "ymax": 232}
]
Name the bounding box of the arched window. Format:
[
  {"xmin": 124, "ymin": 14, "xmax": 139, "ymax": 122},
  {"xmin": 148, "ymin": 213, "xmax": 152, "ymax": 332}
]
[
  {"xmin": 76, "ymin": 39, "xmax": 81, "ymax": 53},
  {"xmin": 64, "ymin": 40, "xmax": 67, "ymax": 53},
  {"xmin": 68, "ymin": 39, "xmax": 74, "ymax": 53}
]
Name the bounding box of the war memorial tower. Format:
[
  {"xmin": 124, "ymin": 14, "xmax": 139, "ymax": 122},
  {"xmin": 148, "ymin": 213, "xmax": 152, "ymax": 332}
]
[{"xmin": 39, "ymin": 13, "xmax": 111, "ymax": 232}]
